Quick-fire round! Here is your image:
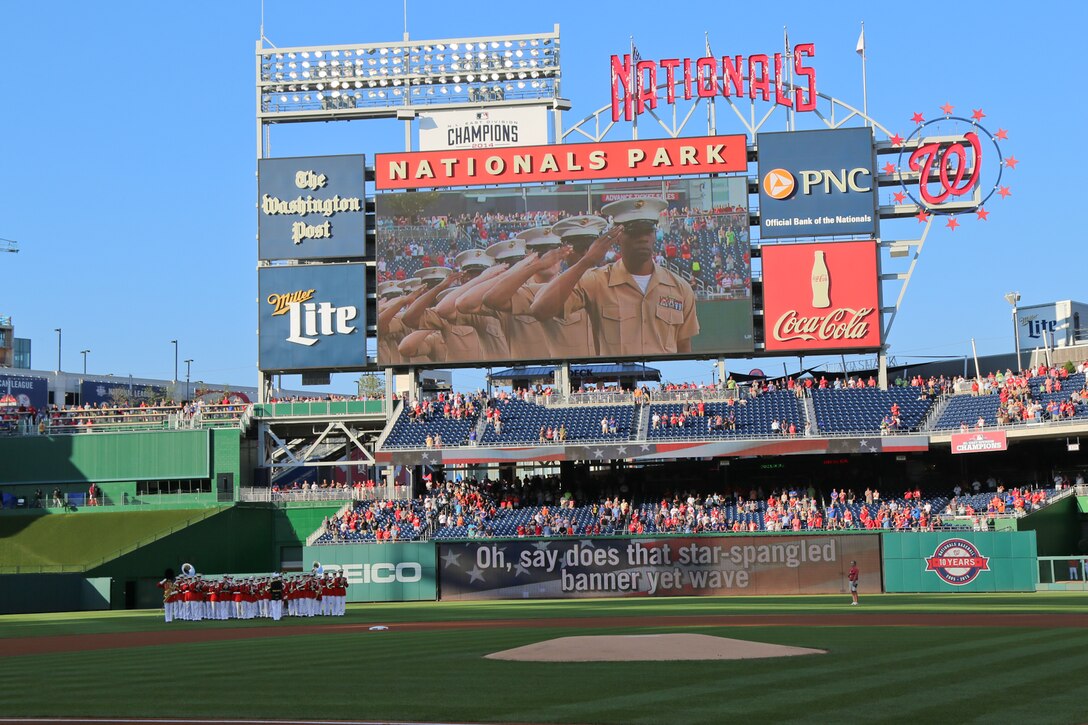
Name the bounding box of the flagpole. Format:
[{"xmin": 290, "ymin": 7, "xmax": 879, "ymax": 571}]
[
  {"xmin": 784, "ymin": 26, "xmax": 792, "ymax": 131},
  {"xmin": 858, "ymin": 22, "xmax": 869, "ymax": 127},
  {"xmin": 705, "ymin": 32, "xmax": 716, "ymax": 135},
  {"xmin": 630, "ymin": 35, "xmax": 638, "ymax": 140}
]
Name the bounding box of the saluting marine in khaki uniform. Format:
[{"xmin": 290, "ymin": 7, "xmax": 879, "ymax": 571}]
[
  {"xmin": 541, "ymin": 215, "xmax": 610, "ymax": 359},
  {"xmin": 532, "ymin": 198, "xmax": 699, "ymax": 357},
  {"xmin": 402, "ymin": 249, "xmax": 510, "ymax": 363}
]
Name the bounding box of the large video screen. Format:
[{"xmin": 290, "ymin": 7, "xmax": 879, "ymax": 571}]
[{"xmin": 375, "ymin": 177, "xmax": 753, "ymax": 367}]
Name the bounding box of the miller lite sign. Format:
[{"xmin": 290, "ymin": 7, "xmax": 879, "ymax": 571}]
[
  {"xmin": 258, "ymin": 263, "xmax": 367, "ymax": 372},
  {"xmin": 761, "ymin": 241, "xmax": 881, "ymax": 352}
]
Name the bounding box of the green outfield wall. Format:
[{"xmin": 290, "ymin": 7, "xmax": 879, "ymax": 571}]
[
  {"xmin": 0, "ymin": 575, "xmax": 110, "ymax": 615},
  {"xmin": 1016, "ymin": 496, "xmax": 1080, "ymax": 556},
  {"xmin": 303, "ymin": 542, "xmax": 436, "ymax": 602},
  {"xmin": 881, "ymin": 531, "xmax": 1037, "ymax": 592},
  {"xmin": 0, "ymin": 430, "xmax": 211, "ymax": 485}
]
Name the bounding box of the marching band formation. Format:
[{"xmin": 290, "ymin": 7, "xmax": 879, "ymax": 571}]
[{"xmin": 157, "ymin": 563, "xmax": 348, "ymax": 623}]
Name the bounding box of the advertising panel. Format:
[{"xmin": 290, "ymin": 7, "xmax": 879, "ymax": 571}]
[
  {"xmin": 1018, "ymin": 301, "xmax": 1088, "ymax": 350},
  {"xmin": 257, "ymin": 155, "xmax": 366, "ymax": 261},
  {"xmin": 80, "ymin": 380, "xmax": 169, "ymax": 407},
  {"xmin": 761, "ymin": 240, "xmax": 881, "ymax": 352},
  {"xmin": 0, "ymin": 374, "xmax": 47, "ymax": 409},
  {"xmin": 757, "ymin": 127, "xmax": 877, "ymax": 239},
  {"xmin": 882, "ymin": 531, "xmax": 1036, "ymax": 592},
  {"xmin": 376, "ymin": 177, "xmax": 753, "ymax": 367},
  {"xmin": 375, "ymin": 134, "xmax": 747, "ymax": 190},
  {"xmin": 418, "ymin": 106, "xmax": 549, "ymax": 151},
  {"xmin": 303, "ymin": 542, "xmax": 436, "ymax": 602},
  {"xmin": 438, "ymin": 534, "xmax": 880, "ymax": 600},
  {"xmin": 951, "ymin": 430, "xmax": 1008, "ymax": 454},
  {"xmin": 258, "ymin": 263, "xmax": 367, "ymax": 372}
]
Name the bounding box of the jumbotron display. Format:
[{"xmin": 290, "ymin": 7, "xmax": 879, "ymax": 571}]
[{"xmin": 375, "ymin": 177, "xmax": 753, "ymax": 367}]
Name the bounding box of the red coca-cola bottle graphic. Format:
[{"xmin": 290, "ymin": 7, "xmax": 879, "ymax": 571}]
[{"xmin": 811, "ymin": 250, "xmax": 830, "ymax": 308}]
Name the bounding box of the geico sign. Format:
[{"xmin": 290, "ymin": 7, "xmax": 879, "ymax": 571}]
[
  {"xmin": 330, "ymin": 562, "xmax": 423, "ymax": 584},
  {"xmin": 763, "ymin": 167, "xmax": 871, "ymax": 200}
]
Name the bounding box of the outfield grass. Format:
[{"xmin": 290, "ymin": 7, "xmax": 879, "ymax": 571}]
[
  {"xmin": 0, "ymin": 508, "xmax": 222, "ymax": 570},
  {"xmin": 0, "ymin": 594, "xmax": 1086, "ymax": 724}
]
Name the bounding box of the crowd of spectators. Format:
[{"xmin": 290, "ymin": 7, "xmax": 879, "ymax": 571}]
[
  {"xmin": 312, "ymin": 468, "xmax": 1076, "ymax": 545},
  {"xmin": 0, "ymin": 398, "xmax": 248, "ymax": 436},
  {"xmin": 270, "ymin": 478, "xmax": 381, "ymax": 501},
  {"xmin": 321, "ymin": 498, "xmax": 424, "ymax": 543}
]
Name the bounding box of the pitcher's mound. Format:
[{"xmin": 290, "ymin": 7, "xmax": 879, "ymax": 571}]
[{"xmin": 486, "ymin": 633, "xmax": 826, "ymax": 662}]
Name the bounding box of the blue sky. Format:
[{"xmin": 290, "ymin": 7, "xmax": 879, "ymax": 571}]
[{"xmin": 0, "ymin": 1, "xmax": 1080, "ymax": 394}]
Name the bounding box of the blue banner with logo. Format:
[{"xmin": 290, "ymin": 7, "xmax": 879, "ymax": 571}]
[
  {"xmin": 80, "ymin": 380, "xmax": 169, "ymax": 406},
  {"xmin": 0, "ymin": 374, "xmax": 47, "ymax": 409},
  {"xmin": 757, "ymin": 128, "xmax": 878, "ymax": 239},
  {"xmin": 258, "ymin": 263, "xmax": 367, "ymax": 372},
  {"xmin": 258, "ymin": 154, "xmax": 366, "ymax": 261}
]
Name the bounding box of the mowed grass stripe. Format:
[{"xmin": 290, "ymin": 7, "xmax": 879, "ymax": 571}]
[
  {"xmin": 905, "ymin": 635, "xmax": 1088, "ymax": 725},
  {"xmin": 734, "ymin": 628, "xmax": 1083, "ymax": 724}
]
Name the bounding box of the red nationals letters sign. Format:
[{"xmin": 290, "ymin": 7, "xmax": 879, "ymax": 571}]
[{"xmin": 761, "ymin": 241, "xmax": 881, "ymax": 352}]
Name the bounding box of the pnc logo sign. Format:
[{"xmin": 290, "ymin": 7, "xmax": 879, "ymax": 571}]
[
  {"xmin": 763, "ymin": 169, "xmax": 795, "ymax": 200},
  {"xmin": 764, "ymin": 167, "xmax": 872, "ymax": 200}
]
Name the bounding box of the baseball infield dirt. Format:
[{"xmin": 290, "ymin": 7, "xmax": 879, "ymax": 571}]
[{"xmin": 485, "ymin": 633, "xmax": 827, "ymax": 661}]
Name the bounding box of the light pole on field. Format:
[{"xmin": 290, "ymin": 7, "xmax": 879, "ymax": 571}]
[{"xmin": 1005, "ymin": 292, "xmax": 1022, "ymax": 372}]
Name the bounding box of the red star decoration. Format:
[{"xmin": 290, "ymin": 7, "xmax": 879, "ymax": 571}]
[
  {"xmin": 893, "ymin": 191, "xmax": 906, "ymax": 204},
  {"xmin": 882, "ymin": 162, "xmax": 896, "ymax": 175},
  {"xmin": 976, "ymin": 208, "xmax": 990, "ymax": 221},
  {"xmin": 915, "ymin": 210, "xmax": 931, "ymax": 223},
  {"xmin": 940, "ymin": 102, "xmax": 954, "ymax": 115},
  {"xmin": 998, "ymin": 186, "xmax": 1011, "ymax": 199},
  {"xmin": 994, "ymin": 128, "xmax": 1008, "ymax": 141},
  {"xmin": 911, "ymin": 112, "xmax": 925, "ymax": 124},
  {"xmin": 946, "ymin": 217, "xmax": 960, "ymax": 230},
  {"xmin": 1005, "ymin": 156, "xmax": 1019, "ymax": 169},
  {"xmin": 971, "ymin": 108, "xmax": 986, "ymax": 122},
  {"xmin": 889, "ymin": 133, "xmax": 904, "ymax": 146}
]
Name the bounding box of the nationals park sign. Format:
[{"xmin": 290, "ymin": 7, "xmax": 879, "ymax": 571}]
[{"xmin": 375, "ymin": 135, "xmax": 746, "ymax": 189}]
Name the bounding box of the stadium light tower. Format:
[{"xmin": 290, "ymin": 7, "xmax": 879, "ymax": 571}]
[
  {"xmin": 53, "ymin": 328, "xmax": 61, "ymax": 373},
  {"xmin": 1004, "ymin": 292, "xmax": 1022, "ymax": 372},
  {"xmin": 171, "ymin": 340, "xmax": 178, "ymax": 384},
  {"xmin": 184, "ymin": 359, "xmax": 193, "ymax": 401},
  {"xmin": 256, "ymin": 27, "xmax": 563, "ymax": 140},
  {"xmin": 80, "ymin": 349, "xmax": 90, "ymax": 375}
]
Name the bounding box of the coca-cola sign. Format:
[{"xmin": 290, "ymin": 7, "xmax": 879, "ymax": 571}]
[
  {"xmin": 772, "ymin": 307, "xmax": 876, "ymax": 344},
  {"xmin": 761, "ymin": 241, "xmax": 881, "ymax": 352}
]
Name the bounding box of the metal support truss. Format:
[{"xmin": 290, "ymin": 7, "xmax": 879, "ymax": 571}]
[{"xmin": 258, "ymin": 420, "xmax": 377, "ymax": 473}]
